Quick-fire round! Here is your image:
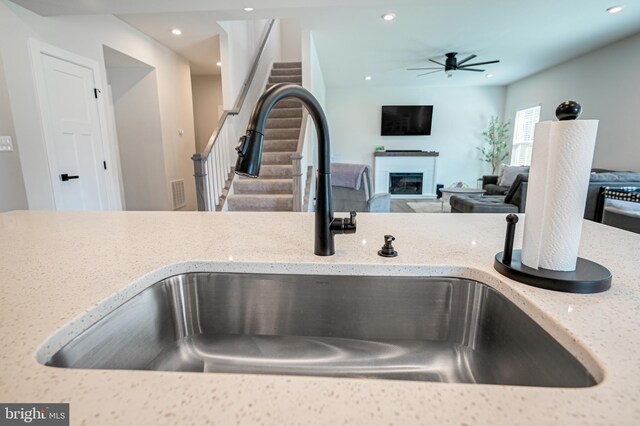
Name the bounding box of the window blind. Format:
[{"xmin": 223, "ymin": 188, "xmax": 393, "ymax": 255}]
[{"xmin": 511, "ymin": 106, "xmax": 541, "ymax": 166}]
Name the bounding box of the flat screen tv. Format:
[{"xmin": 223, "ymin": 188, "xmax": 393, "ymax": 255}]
[{"xmin": 381, "ymin": 105, "xmax": 433, "ymax": 136}]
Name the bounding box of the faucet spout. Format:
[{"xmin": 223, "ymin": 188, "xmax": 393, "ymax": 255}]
[{"xmin": 235, "ymin": 83, "xmax": 356, "ymax": 256}]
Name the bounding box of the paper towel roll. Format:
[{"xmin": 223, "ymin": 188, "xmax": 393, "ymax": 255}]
[{"xmin": 521, "ymin": 119, "xmax": 599, "ymax": 271}]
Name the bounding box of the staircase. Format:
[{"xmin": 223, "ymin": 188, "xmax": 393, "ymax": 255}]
[{"xmin": 226, "ymin": 62, "xmax": 303, "ymax": 211}]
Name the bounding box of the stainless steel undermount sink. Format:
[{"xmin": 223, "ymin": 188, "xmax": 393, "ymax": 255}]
[{"xmin": 44, "ymin": 273, "xmax": 597, "ymax": 387}]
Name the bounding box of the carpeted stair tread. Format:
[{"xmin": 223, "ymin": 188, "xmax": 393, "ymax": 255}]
[
  {"xmin": 262, "ymin": 151, "xmax": 296, "ymax": 165},
  {"xmin": 265, "ymin": 117, "xmax": 303, "ymax": 129},
  {"xmin": 273, "ymin": 99, "xmax": 302, "ymax": 108},
  {"xmin": 267, "ymin": 82, "xmax": 302, "ymax": 89},
  {"xmin": 264, "ymin": 140, "xmax": 298, "ymax": 152},
  {"xmin": 269, "ymin": 75, "xmax": 302, "ymax": 84},
  {"xmin": 270, "ymin": 107, "xmax": 302, "ymax": 118},
  {"xmin": 238, "ymin": 165, "xmax": 293, "ymax": 179},
  {"xmin": 233, "ymin": 179, "xmax": 293, "ymax": 194},
  {"xmin": 226, "ymin": 194, "xmax": 293, "ymax": 211},
  {"xmin": 271, "ymin": 68, "xmax": 302, "ymax": 76},
  {"xmin": 265, "ymin": 128, "xmax": 300, "ymax": 139},
  {"xmin": 273, "ymin": 62, "xmax": 302, "ymax": 69}
]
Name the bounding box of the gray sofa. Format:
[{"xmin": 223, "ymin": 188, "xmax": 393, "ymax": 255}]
[
  {"xmin": 332, "ymin": 167, "xmax": 391, "ymax": 212},
  {"xmin": 450, "ymin": 170, "xmax": 640, "ymax": 220},
  {"xmin": 450, "ymin": 174, "xmax": 529, "ymax": 213}
]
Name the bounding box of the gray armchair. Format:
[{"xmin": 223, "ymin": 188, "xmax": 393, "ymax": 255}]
[{"xmin": 332, "ymin": 166, "xmax": 391, "ymax": 212}]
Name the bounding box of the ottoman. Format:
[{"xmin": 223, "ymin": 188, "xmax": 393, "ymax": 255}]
[{"xmin": 449, "ymin": 195, "xmax": 519, "ymax": 213}]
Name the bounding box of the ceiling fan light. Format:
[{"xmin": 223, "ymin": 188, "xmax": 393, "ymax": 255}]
[{"xmin": 445, "ymin": 69, "xmax": 454, "ymax": 78}]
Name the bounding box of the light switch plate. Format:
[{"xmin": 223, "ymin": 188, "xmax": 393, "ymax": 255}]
[{"xmin": 0, "ymin": 136, "xmax": 13, "ymax": 152}]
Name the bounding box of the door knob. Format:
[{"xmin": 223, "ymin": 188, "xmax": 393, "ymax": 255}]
[{"xmin": 60, "ymin": 174, "xmax": 79, "ymax": 181}]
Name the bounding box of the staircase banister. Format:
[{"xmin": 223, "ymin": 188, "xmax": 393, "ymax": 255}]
[
  {"xmin": 193, "ymin": 18, "xmax": 277, "ymax": 211},
  {"xmin": 198, "ymin": 111, "xmax": 231, "ymax": 160},
  {"xmin": 232, "ymin": 19, "xmax": 277, "ymax": 113},
  {"xmin": 199, "ymin": 19, "xmax": 276, "ymax": 159}
]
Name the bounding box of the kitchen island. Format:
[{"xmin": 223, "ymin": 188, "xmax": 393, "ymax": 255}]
[{"xmin": 0, "ymin": 211, "xmax": 639, "ymax": 425}]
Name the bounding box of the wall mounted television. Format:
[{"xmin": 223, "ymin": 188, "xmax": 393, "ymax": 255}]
[{"xmin": 381, "ymin": 105, "xmax": 433, "ymax": 136}]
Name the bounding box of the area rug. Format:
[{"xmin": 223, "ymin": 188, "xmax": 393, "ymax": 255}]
[{"xmin": 407, "ymin": 200, "xmax": 450, "ymax": 213}]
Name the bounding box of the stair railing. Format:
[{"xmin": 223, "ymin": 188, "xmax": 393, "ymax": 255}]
[
  {"xmin": 292, "ymin": 110, "xmax": 309, "ymax": 212},
  {"xmin": 192, "ymin": 19, "xmax": 276, "ymax": 211}
]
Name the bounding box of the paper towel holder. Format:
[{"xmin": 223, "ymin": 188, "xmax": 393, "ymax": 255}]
[{"xmin": 494, "ymin": 214, "xmax": 612, "ymax": 294}]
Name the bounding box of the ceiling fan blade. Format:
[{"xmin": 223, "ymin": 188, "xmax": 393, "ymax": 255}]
[
  {"xmin": 417, "ymin": 70, "xmax": 443, "ymax": 77},
  {"xmin": 459, "ymin": 60, "xmax": 500, "ymax": 67},
  {"xmin": 458, "ymin": 68, "xmax": 484, "ymax": 72},
  {"xmin": 429, "ymin": 59, "xmax": 446, "ymax": 67},
  {"xmin": 406, "ymin": 67, "xmax": 442, "ymax": 70},
  {"xmin": 456, "ymin": 54, "xmax": 477, "ymax": 66}
]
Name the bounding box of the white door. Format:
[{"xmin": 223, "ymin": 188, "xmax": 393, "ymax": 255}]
[{"xmin": 38, "ymin": 53, "xmax": 109, "ymax": 210}]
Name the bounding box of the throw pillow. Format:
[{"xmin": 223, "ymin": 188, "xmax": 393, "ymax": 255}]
[
  {"xmin": 497, "ymin": 163, "xmax": 508, "ymax": 183},
  {"xmin": 499, "ymin": 165, "xmax": 530, "ymax": 187}
]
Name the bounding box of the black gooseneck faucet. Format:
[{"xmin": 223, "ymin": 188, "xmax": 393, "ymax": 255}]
[{"xmin": 235, "ymin": 83, "xmax": 356, "ymax": 256}]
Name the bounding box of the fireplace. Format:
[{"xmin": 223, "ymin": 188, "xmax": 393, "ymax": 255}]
[
  {"xmin": 389, "ymin": 173, "xmax": 423, "ymax": 195},
  {"xmin": 374, "ymin": 151, "xmax": 438, "ymax": 198}
]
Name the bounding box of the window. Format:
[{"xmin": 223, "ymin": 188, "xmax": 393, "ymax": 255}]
[{"xmin": 510, "ymin": 106, "xmax": 541, "ymax": 166}]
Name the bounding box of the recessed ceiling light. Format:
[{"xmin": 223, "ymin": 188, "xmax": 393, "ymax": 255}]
[
  {"xmin": 244, "ymin": 7, "xmax": 254, "ymax": 12},
  {"xmin": 364, "ymin": 76, "xmax": 372, "ymax": 81},
  {"xmin": 216, "ymin": 61, "xmax": 222, "ymax": 67},
  {"xmin": 606, "ymin": 5, "xmax": 624, "ymax": 13},
  {"xmin": 171, "ymin": 28, "xmax": 182, "ymax": 35},
  {"xmin": 486, "ymin": 74, "xmax": 494, "ymax": 79},
  {"xmin": 381, "ymin": 13, "xmax": 396, "ymax": 21}
]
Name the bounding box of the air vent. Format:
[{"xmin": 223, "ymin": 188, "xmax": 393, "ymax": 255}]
[{"xmin": 170, "ymin": 179, "xmax": 186, "ymax": 210}]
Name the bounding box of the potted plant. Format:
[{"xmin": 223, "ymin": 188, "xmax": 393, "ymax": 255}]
[{"xmin": 477, "ymin": 116, "xmax": 510, "ymax": 174}]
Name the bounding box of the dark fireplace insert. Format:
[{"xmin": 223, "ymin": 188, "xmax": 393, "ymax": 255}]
[{"xmin": 389, "ymin": 173, "xmax": 423, "ymax": 195}]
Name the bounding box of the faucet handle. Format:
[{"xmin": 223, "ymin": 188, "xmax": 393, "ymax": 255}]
[
  {"xmin": 330, "ymin": 211, "xmax": 357, "ymax": 235},
  {"xmin": 349, "ymin": 210, "xmax": 357, "ymax": 226}
]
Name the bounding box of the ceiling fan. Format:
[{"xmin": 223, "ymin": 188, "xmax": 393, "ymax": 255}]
[{"xmin": 407, "ymin": 52, "xmax": 500, "ymax": 78}]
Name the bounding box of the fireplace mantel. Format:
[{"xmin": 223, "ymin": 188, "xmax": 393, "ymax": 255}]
[
  {"xmin": 374, "ymin": 151, "xmax": 439, "ymax": 157},
  {"xmin": 373, "ymin": 151, "xmax": 439, "ymax": 198}
]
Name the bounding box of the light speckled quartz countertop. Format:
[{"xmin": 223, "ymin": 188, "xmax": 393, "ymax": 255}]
[{"xmin": 1, "ymin": 211, "xmax": 639, "ymax": 425}]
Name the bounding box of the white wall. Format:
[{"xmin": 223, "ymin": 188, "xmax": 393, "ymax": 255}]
[
  {"xmin": 302, "ymin": 31, "xmax": 326, "ymax": 109},
  {"xmin": 106, "ymin": 60, "xmax": 168, "ymax": 211},
  {"xmin": 217, "ymin": 19, "xmax": 281, "ymax": 167},
  {"xmin": 504, "ymin": 32, "xmax": 640, "ymax": 172},
  {"xmin": 191, "ymin": 74, "xmax": 223, "ymax": 153},
  {"xmin": 0, "ymin": 50, "xmax": 28, "ymax": 212},
  {"xmin": 325, "ymin": 85, "xmax": 506, "ymax": 188},
  {"xmin": 0, "ymin": 0, "xmax": 197, "ymax": 210},
  {"xmin": 301, "ymin": 30, "xmax": 328, "ymax": 209},
  {"xmin": 280, "ymin": 19, "xmax": 302, "ymax": 62},
  {"xmin": 218, "ymin": 19, "xmax": 270, "ymax": 109}
]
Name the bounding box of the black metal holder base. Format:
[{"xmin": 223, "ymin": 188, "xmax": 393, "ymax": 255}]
[{"xmin": 494, "ymin": 249, "xmax": 611, "ymax": 294}]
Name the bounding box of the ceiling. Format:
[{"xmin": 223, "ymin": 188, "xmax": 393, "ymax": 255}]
[{"xmin": 10, "ymin": 0, "xmax": 640, "ymax": 86}]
